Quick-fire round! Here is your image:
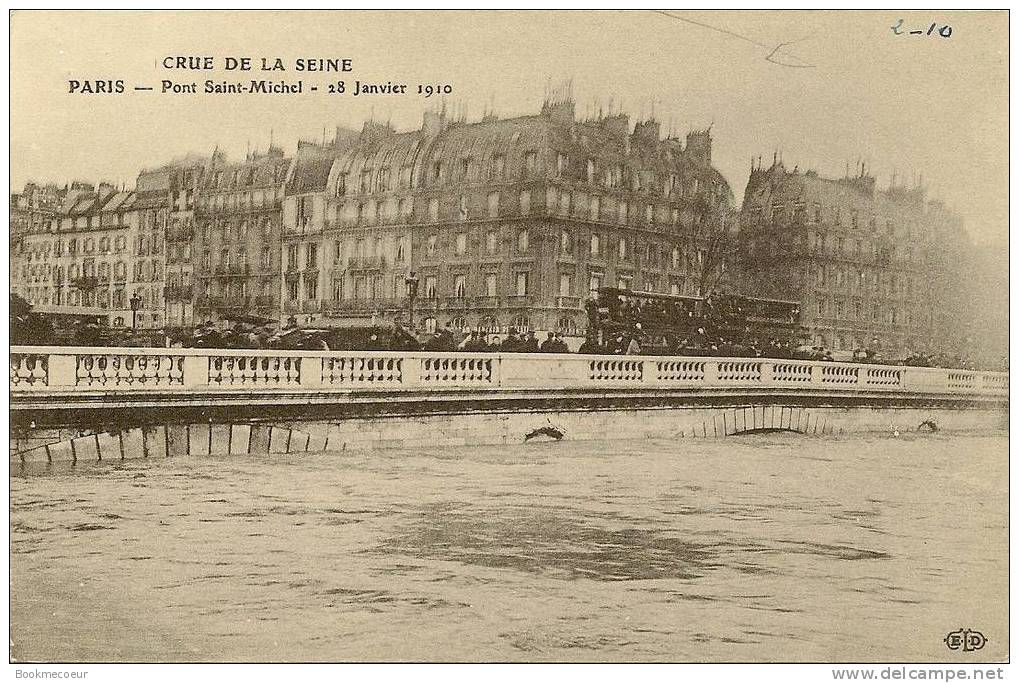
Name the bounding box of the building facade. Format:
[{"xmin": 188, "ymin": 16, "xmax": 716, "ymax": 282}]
[
  {"xmin": 279, "ymin": 100, "xmax": 736, "ymax": 338},
  {"xmin": 9, "ymin": 182, "xmax": 168, "ymax": 329},
  {"xmin": 138, "ymin": 156, "xmax": 207, "ymax": 330},
  {"xmin": 738, "ymin": 161, "xmax": 970, "ymax": 357},
  {"xmin": 193, "ymin": 148, "xmax": 291, "ymax": 324}
]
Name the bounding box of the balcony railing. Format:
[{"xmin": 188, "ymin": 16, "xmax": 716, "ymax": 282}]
[
  {"xmin": 165, "ymin": 285, "xmax": 194, "ymax": 300},
  {"xmin": 324, "ymin": 298, "xmax": 403, "ymax": 314},
  {"xmin": 346, "ymin": 256, "xmax": 386, "ymax": 271},
  {"xmin": 504, "ymin": 295, "xmax": 535, "ymax": 307},
  {"xmin": 556, "ymin": 296, "xmax": 582, "ymax": 309},
  {"xmin": 215, "ymin": 264, "xmax": 251, "ymax": 276},
  {"xmin": 471, "ymin": 296, "xmax": 501, "ymax": 309}
]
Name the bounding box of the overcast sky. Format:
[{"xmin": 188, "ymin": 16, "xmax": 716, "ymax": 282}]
[{"xmin": 10, "ymin": 10, "xmax": 1008, "ymax": 244}]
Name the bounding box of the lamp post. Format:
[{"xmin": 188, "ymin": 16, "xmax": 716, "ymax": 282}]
[
  {"xmin": 404, "ymin": 271, "xmax": 419, "ymax": 330},
  {"xmin": 130, "ymin": 292, "xmax": 142, "ymax": 330}
]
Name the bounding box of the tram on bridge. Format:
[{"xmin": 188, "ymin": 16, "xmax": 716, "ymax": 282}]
[{"xmin": 587, "ymin": 287, "xmax": 807, "ymax": 357}]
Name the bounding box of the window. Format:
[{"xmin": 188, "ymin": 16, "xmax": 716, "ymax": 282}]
[
  {"xmin": 556, "ymin": 152, "xmax": 568, "ymax": 177},
  {"xmin": 512, "ymin": 315, "xmax": 530, "ymax": 332},
  {"xmin": 618, "ymin": 201, "xmax": 628, "ymax": 224},
  {"xmin": 488, "ymin": 192, "xmax": 500, "ymax": 218},
  {"xmin": 517, "ymin": 229, "xmax": 529, "ymax": 253},
  {"xmin": 492, "ymin": 154, "xmax": 505, "ymax": 179},
  {"xmin": 287, "ymin": 244, "xmax": 298, "ymax": 271},
  {"xmin": 559, "ymin": 273, "xmax": 572, "ymax": 297},
  {"xmin": 590, "ymin": 233, "xmax": 601, "ymax": 257},
  {"xmin": 617, "ymin": 276, "xmax": 631, "ymax": 290},
  {"xmin": 455, "ymin": 233, "xmax": 467, "ymax": 255},
  {"xmin": 485, "ymin": 273, "xmax": 497, "ymax": 296},
  {"xmin": 590, "ymin": 196, "xmax": 600, "ymax": 221},
  {"xmin": 262, "ymin": 246, "xmax": 272, "ymax": 270},
  {"xmin": 307, "ymin": 243, "xmax": 318, "ymax": 269},
  {"xmin": 425, "ymin": 276, "xmax": 437, "ymax": 299},
  {"xmin": 424, "ymin": 317, "xmax": 437, "ymax": 334},
  {"xmin": 560, "ymin": 230, "xmax": 572, "ymax": 256},
  {"xmin": 515, "ymin": 272, "xmax": 529, "ymax": 296},
  {"xmin": 618, "ymin": 238, "xmax": 628, "ymax": 260},
  {"xmin": 519, "ymin": 190, "xmax": 531, "ymax": 215},
  {"xmin": 432, "ymin": 162, "xmax": 444, "ymax": 184},
  {"xmin": 305, "ymin": 277, "xmax": 318, "ymax": 300},
  {"xmin": 587, "ymin": 159, "xmax": 596, "ymax": 183},
  {"xmin": 287, "ymin": 280, "xmax": 299, "ymax": 301},
  {"xmin": 427, "ymin": 235, "xmax": 437, "ymax": 258},
  {"xmin": 486, "ymin": 230, "xmax": 498, "ymax": 254},
  {"xmin": 396, "ymin": 237, "xmax": 407, "ymax": 262},
  {"xmin": 458, "ymin": 195, "xmax": 468, "ymax": 221},
  {"xmin": 453, "ymin": 274, "xmax": 466, "ymax": 299},
  {"xmin": 428, "ymin": 198, "xmax": 439, "ymax": 222},
  {"xmin": 672, "ymin": 247, "xmax": 681, "ymax": 269},
  {"xmin": 524, "ymin": 151, "xmax": 537, "ymax": 176}
]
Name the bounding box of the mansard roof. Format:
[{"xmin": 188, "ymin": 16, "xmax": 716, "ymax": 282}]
[{"xmin": 304, "ymin": 105, "xmax": 732, "ymax": 203}]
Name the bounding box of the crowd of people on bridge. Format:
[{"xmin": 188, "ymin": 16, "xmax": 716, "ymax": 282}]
[{"xmin": 10, "ymin": 293, "xmax": 1004, "ymax": 370}]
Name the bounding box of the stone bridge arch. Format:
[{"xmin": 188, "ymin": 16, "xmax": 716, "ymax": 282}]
[{"xmin": 690, "ymin": 405, "xmax": 839, "ymax": 438}]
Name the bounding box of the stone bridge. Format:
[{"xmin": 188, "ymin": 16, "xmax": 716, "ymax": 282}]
[{"xmin": 10, "ymin": 346, "xmax": 1009, "ymax": 463}]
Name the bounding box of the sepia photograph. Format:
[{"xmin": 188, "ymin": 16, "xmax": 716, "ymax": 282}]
[{"xmin": 7, "ymin": 8, "xmax": 1010, "ymax": 675}]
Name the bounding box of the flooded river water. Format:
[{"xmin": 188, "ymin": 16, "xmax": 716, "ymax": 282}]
[{"xmin": 10, "ymin": 432, "xmax": 1008, "ymax": 662}]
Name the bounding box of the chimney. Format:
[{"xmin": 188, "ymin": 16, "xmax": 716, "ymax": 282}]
[
  {"xmin": 422, "ymin": 110, "xmax": 446, "ymax": 137},
  {"xmin": 685, "ymin": 130, "xmax": 712, "ymax": 164}
]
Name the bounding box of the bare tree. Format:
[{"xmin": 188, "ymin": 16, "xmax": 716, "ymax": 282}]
[{"xmin": 693, "ymin": 197, "xmax": 737, "ymax": 297}]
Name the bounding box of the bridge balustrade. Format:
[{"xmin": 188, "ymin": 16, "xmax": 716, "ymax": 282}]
[{"xmin": 8, "ymin": 346, "xmax": 1010, "ymax": 398}]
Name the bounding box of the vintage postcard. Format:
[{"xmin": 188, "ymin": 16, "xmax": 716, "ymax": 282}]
[{"xmin": 8, "ymin": 9, "xmax": 1009, "ymax": 674}]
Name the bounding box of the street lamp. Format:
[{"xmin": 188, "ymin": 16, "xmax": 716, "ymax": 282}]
[
  {"xmin": 404, "ymin": 271, "xmax": 419, "ymax": 329},
  {"xmin": 130, "ymin": 292, "xmax": 142, "ymax": 330}
]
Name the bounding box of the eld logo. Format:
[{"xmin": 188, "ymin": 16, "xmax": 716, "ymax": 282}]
[{"xmin": 944, "ymin": 628, "xmax": 987, "ymax": 652}]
